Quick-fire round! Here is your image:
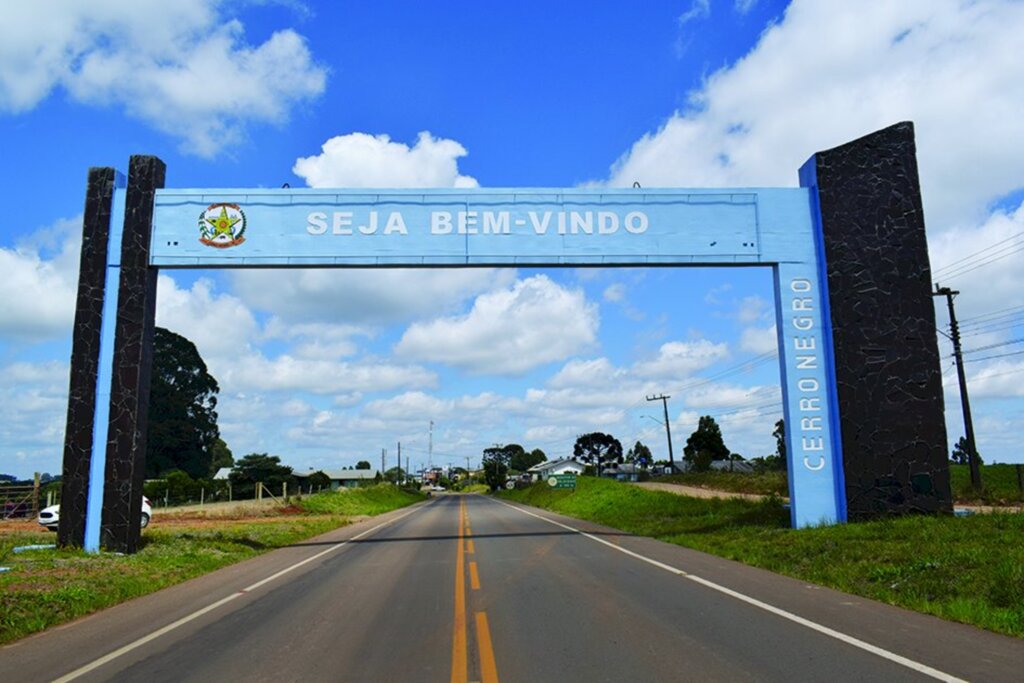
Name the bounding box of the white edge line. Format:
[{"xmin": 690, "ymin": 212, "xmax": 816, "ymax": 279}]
[
  {"xmin": 52, "ymin": 505, "xmax": 422, "ymax": 683},
  {"xmin": 493, "ymin": 498, "xmax": 968, "ymax": 683}
]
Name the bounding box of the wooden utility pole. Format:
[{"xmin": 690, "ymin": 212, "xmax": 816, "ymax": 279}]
[
  {"xmin": 646, "ymin": 394, "xmax": 675, "ymax": 470},
  {"xmin": 934, "ymin": 284, "xmax": 982, "ymax": 491}
]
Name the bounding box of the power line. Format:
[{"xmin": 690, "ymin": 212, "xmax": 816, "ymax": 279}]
[
  {"xmin": 934, "ymin": 243, "xmax": 1024, "ymax": 282},
  {"xmin": 962, "ymin": 348, "xmax": 1024, "ymax": 363},
  {"xmin": 959, "ymin": 318, "xmax": 1024, "ymax": 338},
  {"xmin": 959, "ymin": 338, "xmax": 1024, "ymax": 356},
  {"xmin": 932, "ymin": 230, "xmax": 1024, "ymax": 279},
  {"xmin": 958, "ymin": 303, "xmax": 1024, "ymax": 325}
]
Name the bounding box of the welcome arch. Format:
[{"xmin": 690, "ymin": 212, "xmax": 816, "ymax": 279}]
[{"xmin": 59, "ymin": 122, "xmax": 952, "ymax": 553}]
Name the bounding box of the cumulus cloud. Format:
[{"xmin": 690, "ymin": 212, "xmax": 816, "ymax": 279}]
[
  {"xmin": 0, "ymin": 361, "xmax": 70, "ymax": 473},
  {"xmin": 293, "ymin": 132, "xmax": 479, "ymax": 188},
  {"xmin": 396, "ymin": 275, "xmax": 599, "ymax": 375},
  {"xmin": 609, "ymin": 0, "xmax": 1024, "ymax": 231},
  {"xmin": 0, "ymin": 0, "xmax": 326, "ymax": 156},
  {"xmin": 231, "ymin": 268, "xmax": 515, "ymax": 326},
  {"xmin": 0, "ymin": 217, "xmax": 81, "ymax": 342},
  {"xmin": 633, "ymin": 340, "xmax": 729, "ymax": 378},
  {"xmin": 739, "ymin": 325, "xmax": 777, "ymax": 354}
]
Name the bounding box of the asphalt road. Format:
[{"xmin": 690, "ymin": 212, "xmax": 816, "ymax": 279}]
[{"xmin": 3, "ymin": 494, "xmax": 1022, "ymax": 682}]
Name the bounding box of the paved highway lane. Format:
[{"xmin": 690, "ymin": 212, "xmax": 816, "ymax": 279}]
[{"xmin": 3, "ymin": 494, "xmax": 1022, "ymax": 682}]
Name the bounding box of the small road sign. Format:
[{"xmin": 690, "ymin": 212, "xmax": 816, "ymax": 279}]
[{"xmin": 547, "ymin": 474, "xmax": 577, "ymax": 489}]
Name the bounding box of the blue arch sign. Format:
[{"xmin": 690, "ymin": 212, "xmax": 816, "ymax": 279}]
[{"xmin": 59, "ymin": 122, "xmax": 952, "ymax": 553}]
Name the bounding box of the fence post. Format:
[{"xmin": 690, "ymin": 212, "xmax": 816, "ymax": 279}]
[
  {"xmin": 200, "ymin": 487, "xmax": 204, "ymax": 506},
  {"xmin": 282, "ymin": 482, "xmax": 287, "ymax": 502},
  {"xmin": 228, "ymin": 482, "xmax": 232, "ymax": 502},
  {"xmin": 257, "ymin": 482, "xmax": 262, "ymax": 501},
  {"xmin": 32, "ymin": 473, "xmax": 40, "ymax": 518}
]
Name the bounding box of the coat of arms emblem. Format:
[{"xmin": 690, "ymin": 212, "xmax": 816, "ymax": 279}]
[{"xmin": 199, "ymin": 203, "xmax": 247, "ymax": 248}]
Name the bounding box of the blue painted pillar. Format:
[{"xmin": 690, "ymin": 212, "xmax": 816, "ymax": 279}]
[{"xmin": 774, "ymin": 258, "xmax": 847, "ymax": 527}]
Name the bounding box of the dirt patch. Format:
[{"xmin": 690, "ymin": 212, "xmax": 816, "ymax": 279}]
[
  {"xmin": 633, "ymin": 481, "xmax": 781, "ymax": 502},
  {"xmin": 0, "ymin": 519, "xmax": 47, "ymax": 536}
]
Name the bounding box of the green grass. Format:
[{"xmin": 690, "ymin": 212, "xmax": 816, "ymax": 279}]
[
  {"xmin": 0, "ymin": 485, "xmax": 424, "ymax": 645},
  {"xmin": 500, "ymin": 477, "xmax": 1024, "ymax": 637},
  {"xmin": 297, "ymin": 484, "xmax": 426, "ymax": 515},
  {"xmin": 951, "ymin": 463, "xmax": 1024, "ymax": 505},
  {"xmin": 657, "ymin": 470, "xmax": 789, "ymax": 497}
]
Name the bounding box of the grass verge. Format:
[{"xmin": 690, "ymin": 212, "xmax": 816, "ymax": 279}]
[
  {"xmin": 951, "ymin": 463, "xmax": 1024, "ymax": 505},
  {"xmin": 0, "ymin": 485, "xmax": 424, "ymax": 645},
  {"xmin": 657, "ymin": 470, "xmax": 788, "ymax": 497},
  {"xmin": 499, "ymin": 477, "xmax": 1024, "ymax": 637}
]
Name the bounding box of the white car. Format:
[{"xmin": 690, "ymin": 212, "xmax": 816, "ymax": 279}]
[{"xmin": 37, "ymin": 496, "xmax": 152, "ymax": 531}]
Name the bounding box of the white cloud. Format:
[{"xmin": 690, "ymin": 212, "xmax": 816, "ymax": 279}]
[
  {"xmin": 736, "ymin": 295, "xmax": 769, "ymax": 324},
  {"xmin": 0, "ymin": 217, "xmax": 81, "ymax": 342},
  {"xmin": 0, "ymin": 1, "xmax": 326, "ymax": 156},
  {"xmin": 735, "ymin": 0, "xmax": 759, "ymax": 15},
  {"xmin": 929, "ymin": 200, "xmax": 1024, "ymax": 324},
  {"xmin": 396, "ymin": 275, "xmax": 599, "ymax": 375},
  {"xmin": 678, "ymin": 0, "xmax": 711, "ymax": 26},
  {"xmin": 156, "ymin": 275, "xmax": 259, "ymax": 358},
  {"xmin": 293, "ymin": 132, "xmax": 479, "ymax": 189},
  {"xmin": 739, "ymin": 325, "xmax": 777, "ymax": 354},
  {"xmin": 633, "ymin": 340, "xmax": 729, "ymax": 378},
  {"xmin": 0, "ymin": 361, "xmax": 70, "ymax": 475},
  {"xmin": 603, "ymin": 283, "xmax": 626, "ymax": 302},
  {"xmin": 609, "ymin": 0, "xmax": 1024, "ymax": 231},
  {"xmin": 231, "ymin": 268, "xmax": 515, "ymax": 325}
]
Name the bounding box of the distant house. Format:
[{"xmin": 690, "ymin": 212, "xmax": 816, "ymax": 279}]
[
  {"xmin": 214, "ymin": 466, "xmax": 381, "ymax": 490},
  {"xmin": 600, "ymin": 463, "xmax": 641, "ymax": 482},
  {"xmin": 295, "ymin": 469, "xmax": 379, "ymax": 491},
  {"xmin": 665, "ymin": 460, "xmax": 755, "ymax": 474},
  {"xmin": 527, "ymin": 459, "xmax": 585, "ymax": 481}
]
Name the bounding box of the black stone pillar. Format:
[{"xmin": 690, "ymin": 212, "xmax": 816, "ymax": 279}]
[
  {"xmin": 802, "ymin": 122, "xmax": 952, "ymax": 519},
  {"xmin": 101, "ymin": 156, "xmax": 164, "ymax": 553},
  {"xmin": 58, "ymin": 168, "xmax": 118, "ymax": 548}
]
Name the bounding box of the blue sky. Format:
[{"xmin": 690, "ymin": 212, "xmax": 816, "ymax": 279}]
[{"xmin": 2, "ymin": 0, "xmax": 1023, "ymax": 479}]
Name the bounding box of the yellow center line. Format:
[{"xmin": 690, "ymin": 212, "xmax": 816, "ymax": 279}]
[
  {"xmin": 469, "ymin": 561, "xmax": 481, "ymax": 590},
  {"xmin": 475, "ymin": 611, "xmax": 499, "ymax": 683},
  {"xmin": 451, "ymin": 500, "xmax": 467, "ymax": 683},
  {"xmin": 466, "ymin": 539, "xmax": 475, "ymax": 554}
]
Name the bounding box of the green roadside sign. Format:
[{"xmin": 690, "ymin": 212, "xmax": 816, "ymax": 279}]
[{"xmin": 547, "ymin": 474, "xmax": 577, "ymax": 489}]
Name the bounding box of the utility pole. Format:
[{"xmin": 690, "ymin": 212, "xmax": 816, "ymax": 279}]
[
  {"xmin": 646, "ymin": 394, "xmax": 675, "ymax": 470},
  {"xmin": 397, "ymin": 442, "xmax": 402, "ymax": 485},
  {"xmin": 381, "ymin": 448, "xmax": 386, "ymax": 483},
  {"xmin": 428, "ymin": 420, "xmax": 434, "ymax": 469},
  {"xmin": 934, "ymin": 284, "xmax": 982, "ymax": 491}
]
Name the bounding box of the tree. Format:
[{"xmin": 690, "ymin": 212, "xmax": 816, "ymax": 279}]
[
  {"xmin": 951, "ymin": 436, "xmax": 983, "ymax": 465},
  {"xmin": 355, "ymin": 460, "xmax": 372, "ymax": 470},
  {"xmin": 229, "ymin": 454, "xmax": 294, "ymax": 499},
  {"xmin": 773, "ymin": 419, "xmax": 786, "ymax": 461},
  {"xmin": 683, "ymin": 416, "xmax": 730, "ymax": 472},
  {"xmin": 625, "ymin": 441, "xmax": 654, "ymax": 470},
  {"xmin": 145, "ymin": 327, "xmax": 220, "ymax": 480},
  {"xmin": 481, "ymin": 446, "xmax": 512, "ymax": 491},
  {"xmin": 510, "ymin": 445, "xmax": 547, "ymax": 472},
  {"xmin": 384, "ymin": 466, "xmax": 406, "ymax": 484},
  {"xmin": 573, "ymin": 432, "xmax": 623, "ymax": 476},
  {"xmin": 209, "ymin": 438, "xmax": 234, "ymax": 476},
  {"xmin": 307, "ymin": 471, "xmax": 332, "ymax": 491}
]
